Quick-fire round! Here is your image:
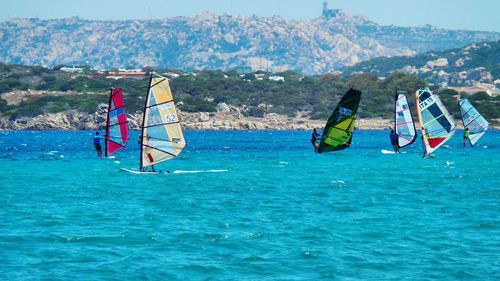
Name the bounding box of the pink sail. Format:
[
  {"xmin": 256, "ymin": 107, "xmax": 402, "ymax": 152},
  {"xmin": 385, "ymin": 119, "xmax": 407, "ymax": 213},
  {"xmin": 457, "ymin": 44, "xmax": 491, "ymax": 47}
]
[{"xmin": 105, "ymin": 88, "xmax": 129, "ymax": 157}]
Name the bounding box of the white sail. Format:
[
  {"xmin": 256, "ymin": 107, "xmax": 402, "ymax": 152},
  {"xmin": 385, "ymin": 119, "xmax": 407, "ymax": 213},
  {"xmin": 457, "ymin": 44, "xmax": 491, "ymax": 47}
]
[
  {"xmin": 415, "ymin": 88, "xmax": 456, "ymax": 156},
  {"xmin": 459, "ymin": 99, "xmax": 489, "ymax": 145},
  {"xmin": 140, "ymin": 72, "xmax": 185, "ymax": 169},
  {"xmin": 394, "ymin": 93, "xmax": 417, "ymax": 148}
]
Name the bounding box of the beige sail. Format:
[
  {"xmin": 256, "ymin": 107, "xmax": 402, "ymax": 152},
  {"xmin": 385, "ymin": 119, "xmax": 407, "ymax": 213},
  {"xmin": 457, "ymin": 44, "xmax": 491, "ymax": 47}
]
[{"xmin": 140, "ymin": 72, "xmax": 185, "ymax": 169}]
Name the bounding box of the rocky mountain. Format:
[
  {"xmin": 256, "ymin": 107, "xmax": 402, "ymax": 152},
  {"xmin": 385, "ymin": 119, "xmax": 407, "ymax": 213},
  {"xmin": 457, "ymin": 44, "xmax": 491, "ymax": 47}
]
[
  {"xmin": 0, "ymin": 10, "xmax": 498, "ymax": 74},
  {"xmin": 341, "ymin": 40, "xmax": 500, "ymax": 92}
]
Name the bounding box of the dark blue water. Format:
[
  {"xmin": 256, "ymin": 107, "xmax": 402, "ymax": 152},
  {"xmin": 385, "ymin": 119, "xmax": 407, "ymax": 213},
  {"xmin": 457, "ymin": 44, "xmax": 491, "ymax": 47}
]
[{"xmin": 0, "ymin": 130, "xmax": 499, "ymax": 280}]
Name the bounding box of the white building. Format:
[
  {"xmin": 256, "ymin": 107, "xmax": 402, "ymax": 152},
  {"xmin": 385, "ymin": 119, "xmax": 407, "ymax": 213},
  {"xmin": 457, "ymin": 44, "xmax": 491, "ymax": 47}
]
[{"xmin": 269, "ymin": 75, "xmax": 285, "ymax": 82}]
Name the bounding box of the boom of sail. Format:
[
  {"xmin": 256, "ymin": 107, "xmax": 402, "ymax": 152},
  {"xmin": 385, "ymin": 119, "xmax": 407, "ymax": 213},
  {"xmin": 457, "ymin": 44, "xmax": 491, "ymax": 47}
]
[
  {"xmin": 415, "ymin": 88, "xmax": 456, "ymax": 157},
  {"xmin": 394, "ymin": 92, "xmax": 417, "ymax": 148},
  {"xmin": 459, "ymin": 99, "xmax": 489, "ymax": 146},
  {"xmin": 105, "ymin": 88, "xmax": 129, "ymax": 157},
  {"xmin": 318, "ymin": 88, "xmax": 362, "ymax": 153},
  {"xmin": 139, "ymin": 72, "xmax": 186, "ymax": 170}
]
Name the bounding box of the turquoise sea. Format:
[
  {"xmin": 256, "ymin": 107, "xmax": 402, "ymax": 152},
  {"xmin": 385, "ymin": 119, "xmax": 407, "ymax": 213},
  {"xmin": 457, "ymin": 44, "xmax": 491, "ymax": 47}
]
[{"xmin": 0, "ymin": 130, "xmax": 499, "ymax": 280}]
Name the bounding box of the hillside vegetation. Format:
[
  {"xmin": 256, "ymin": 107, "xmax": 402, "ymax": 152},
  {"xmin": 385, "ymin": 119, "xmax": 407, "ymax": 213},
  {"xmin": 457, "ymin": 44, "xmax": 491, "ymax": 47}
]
[{"xmin": 0, "ymin": 63, "xmax": 498, "ymax": 124}]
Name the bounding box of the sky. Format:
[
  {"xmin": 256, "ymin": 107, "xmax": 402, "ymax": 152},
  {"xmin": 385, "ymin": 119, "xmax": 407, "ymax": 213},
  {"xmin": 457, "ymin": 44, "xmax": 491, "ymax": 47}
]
[{"xmin": 0, "ymin": 0, "xmax": 499, "ymax": 32}]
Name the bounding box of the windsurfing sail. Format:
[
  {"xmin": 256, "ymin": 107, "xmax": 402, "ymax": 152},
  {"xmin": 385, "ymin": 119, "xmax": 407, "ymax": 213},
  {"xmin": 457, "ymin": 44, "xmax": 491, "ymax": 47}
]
[
  {"xmin": 394, "ymin": 92, "xmax": 417, "ymax": 148},
  {"xmin": 105, "ymin": 88, "xmax": 129, "ymax": 157},
  {"xmin": 139, "ymin": 72, "xmax": 186, "ymax": 170},
  {"xmin": 415, "ymin": 88, "xmax": 456, "ymax": 156},
  {"xmin": 318, "ymin": 88, "xmax": 362, "ymax": 153},
  {"xmin": 459, "ymin": 99, "xmax": 489, "ymax": 145}
]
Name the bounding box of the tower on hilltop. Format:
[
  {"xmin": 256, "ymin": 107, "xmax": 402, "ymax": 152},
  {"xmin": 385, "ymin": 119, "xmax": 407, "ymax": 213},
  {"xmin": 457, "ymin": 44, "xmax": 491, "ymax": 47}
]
[{"xmin": 322, "ymin": 1, "xmax": 343, "ymax": 18}]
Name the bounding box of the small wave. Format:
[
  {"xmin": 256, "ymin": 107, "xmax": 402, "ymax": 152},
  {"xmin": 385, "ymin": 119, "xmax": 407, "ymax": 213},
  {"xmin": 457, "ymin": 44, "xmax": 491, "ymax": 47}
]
[
  {"xmin": 331, "ymin": 180, "xmax": 347, "ymax": 187},
  {"xmin": 173, "ymin": 169, "xmax": 228, "ymax": 174},
  {"xmin": 279, "ymin": 161, "xmax": 289, "ymax": 165},
  {"xmin": 59, "ymin": 155, "xmax": 64, "ymax": 158},
  {"xmin": 108, "ymin": 156, "xmax": 116, "ymax": 159},
  {"xmin": 113, "ymin": 161, "xmax": 120, "ymax": 164}
]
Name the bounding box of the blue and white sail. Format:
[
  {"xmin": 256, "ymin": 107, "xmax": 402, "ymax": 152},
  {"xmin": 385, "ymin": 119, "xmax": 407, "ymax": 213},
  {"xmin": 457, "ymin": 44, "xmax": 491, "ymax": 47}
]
[
  {"xmin": 394, "ymin": 93, "xmax": 417, "ymax": 148},
  {"xmin": 459, "ymin": 99, "xmax": 489, "ymax": 146}
]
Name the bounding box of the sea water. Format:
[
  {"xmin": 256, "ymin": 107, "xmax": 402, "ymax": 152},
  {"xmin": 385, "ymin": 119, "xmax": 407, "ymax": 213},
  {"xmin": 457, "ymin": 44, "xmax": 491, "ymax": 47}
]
[{"xmin": 0, "ymin": 130, "xmax": 498, "ymax": 280}]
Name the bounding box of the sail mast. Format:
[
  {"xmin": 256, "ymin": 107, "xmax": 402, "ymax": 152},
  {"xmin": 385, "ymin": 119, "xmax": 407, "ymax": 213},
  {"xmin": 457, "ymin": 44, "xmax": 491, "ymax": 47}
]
[
  {"xmin": 415, "ymin": 90, "xmax": 431, "ymax": 156},
  {"xmin": 104, "ymin": 88, "xmax": 113, "ymax": 157},
  {"xmin": 139, "ymin": 73, "xmax": 153, "ymax": 171}
]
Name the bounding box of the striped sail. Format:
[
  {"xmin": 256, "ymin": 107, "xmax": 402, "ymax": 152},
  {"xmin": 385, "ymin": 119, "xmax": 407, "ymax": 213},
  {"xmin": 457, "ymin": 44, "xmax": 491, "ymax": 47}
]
[
  {"xmin": 140, "ymin": 72, "xmax": 185, "ymax": 170},
  {"xmin": 459, "ymin": 99, "xmax": 489, "ymax": 145},
  {"xmin": 105, "ymin": 88, "xmax": 129, "ymax": 157},
  {"xmin": 415, "ymin": 88, "xmax": 456, "ymax": 156},
  {"xmin": 318, "ymin": 88, "xmax": 362, "ymax": 153},
  {"xmin": 394, "ymin": 93, "xmax": 417, "ymax": 148}
]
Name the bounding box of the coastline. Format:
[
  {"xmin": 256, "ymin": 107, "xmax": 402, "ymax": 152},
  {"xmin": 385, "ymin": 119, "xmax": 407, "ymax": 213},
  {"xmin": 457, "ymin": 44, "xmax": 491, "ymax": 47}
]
[{"xmin": 0, "ymin": 109, "xmax": 491, "ymax": 131}]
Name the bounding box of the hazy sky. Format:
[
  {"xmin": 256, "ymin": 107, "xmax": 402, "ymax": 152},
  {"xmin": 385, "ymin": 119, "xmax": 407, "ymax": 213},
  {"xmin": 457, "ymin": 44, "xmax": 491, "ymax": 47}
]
[{"xmin": 1, "ymin": 0, "xmax": 498, "ymax": 32}]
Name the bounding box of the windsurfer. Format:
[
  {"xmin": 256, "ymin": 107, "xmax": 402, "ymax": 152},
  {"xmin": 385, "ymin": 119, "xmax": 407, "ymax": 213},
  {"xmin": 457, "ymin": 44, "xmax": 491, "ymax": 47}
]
[
  {"xmin": 93, "ymin": 132, "xmax": 102, "ymax": 158},
  {"xmin": 311, "ymin": 128, "xmax": 320, "ymax": 153},
  {"xmin": 463, "ymin": 128, "xmax": 473, "ymax": 147},
  {"xmin": 389, "ymin": 128, "xmax": 400, "ymax": 153}
]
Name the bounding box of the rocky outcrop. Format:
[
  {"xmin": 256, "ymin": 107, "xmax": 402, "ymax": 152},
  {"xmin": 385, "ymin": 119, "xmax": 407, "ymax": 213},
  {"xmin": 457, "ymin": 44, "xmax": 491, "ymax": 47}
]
[
  {"xmin": 343, "ymin": 40, "xmax": 500, "ymax": 91},
  {"xmin": 0, "ymin": 110, "xmax": 101, "ymax": 130}
]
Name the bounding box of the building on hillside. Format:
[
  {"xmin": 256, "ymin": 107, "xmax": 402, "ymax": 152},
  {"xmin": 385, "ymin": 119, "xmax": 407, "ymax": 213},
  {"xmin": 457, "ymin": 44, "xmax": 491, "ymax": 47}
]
[
  {"xmin": 163, "ymin": 72, "xmax": 180, "ymax": 79},
  {"xmin": 322, "ymin": 1, "xmax": 343, "ymax": 18},
  {"xmin": 96, "ymin": 70, "xmax": 148, "ymax": 79},
  {"xmin": 269, "ymin": 75, "xmax": 285, "ymax": 82},
  {"xmin": 60, "ymin": 66, "xmax": 84, "ymax": 73}
]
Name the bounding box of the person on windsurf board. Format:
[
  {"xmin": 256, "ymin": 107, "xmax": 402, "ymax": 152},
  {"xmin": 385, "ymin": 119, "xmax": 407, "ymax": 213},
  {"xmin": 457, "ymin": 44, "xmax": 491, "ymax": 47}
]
[
  {"xmin": 93, "ymin": 132, "xmax": 103, "ymax": 158},
  {"xmin": 463, "ymin": 128, "xmax": 473, "ymax": 148},
  {"xmin": 389, "ymin": 128, "xmax": 400, "ymax": 153},
  {"xmin": 311, "ymin": 128, "xmax": 320, "ymax": 153}
]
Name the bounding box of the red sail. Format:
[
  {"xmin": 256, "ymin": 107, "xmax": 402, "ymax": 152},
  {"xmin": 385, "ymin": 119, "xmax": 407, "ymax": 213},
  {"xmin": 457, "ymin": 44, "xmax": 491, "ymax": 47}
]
[{"xmin": 105, "ymin": 88, "xmax": 129, "ymax": 157}]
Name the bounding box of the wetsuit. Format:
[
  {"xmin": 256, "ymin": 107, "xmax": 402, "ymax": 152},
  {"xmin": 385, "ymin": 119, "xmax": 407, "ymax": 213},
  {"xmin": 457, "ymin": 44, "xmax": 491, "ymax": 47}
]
[
  {"xmin": 94, "ymin": 135, "xmax": 102, "ymax": 151},
  {"xmin": 463, "ymin": 130, "xmax": 470, "ymax": 139},
  {"xmin": 389, "ymin": 132, "xmax": 398, "ymax": 145},
  {"xmin": 311, "ymin": 131, "xmax": 320, "ymax": 145},
  {"xmin": 389, "ymin": 131, "xmax": 399, "ymax": 152},
  {"xmin": 463, "ymin": 129, "xmax": 472, "ymax": 147}
]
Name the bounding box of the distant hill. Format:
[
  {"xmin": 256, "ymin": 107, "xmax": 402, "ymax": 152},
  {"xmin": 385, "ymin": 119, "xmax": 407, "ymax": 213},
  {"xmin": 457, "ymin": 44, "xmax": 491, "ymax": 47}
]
[
  {"xmin": 0, "ymin": 11, "xmax": 498, "ymax": 74},
  {"xmin": 341, "ymin": 40, "xmax": 500, "ymax": 89}
]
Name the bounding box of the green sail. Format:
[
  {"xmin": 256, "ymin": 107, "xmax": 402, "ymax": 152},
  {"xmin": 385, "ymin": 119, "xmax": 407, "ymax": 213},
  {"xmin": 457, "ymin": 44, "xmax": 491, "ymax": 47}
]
[{"xmin": 318, "ymin": 88, "xmax": 362, "ymax": 153}]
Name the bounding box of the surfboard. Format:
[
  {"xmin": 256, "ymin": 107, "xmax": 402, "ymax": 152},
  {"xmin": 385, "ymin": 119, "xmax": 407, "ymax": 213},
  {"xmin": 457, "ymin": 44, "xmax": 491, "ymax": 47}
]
[
  {"xmin": 381, "ymin": 149, "xmax": 408, "ymax": 154},
  {"xmin": 120, "ymin": 168, "xmax": 162, "ymax": 174}
]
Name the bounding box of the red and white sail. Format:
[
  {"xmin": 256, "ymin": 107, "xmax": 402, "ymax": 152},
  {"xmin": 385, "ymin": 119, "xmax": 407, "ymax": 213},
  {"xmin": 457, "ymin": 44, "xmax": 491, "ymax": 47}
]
[
  {"xmin": 105, "ymin": 88, "xmax": 129, "ymax": 157},
  {"xmin": 415, "ymin": 88, "xmax": 456, "ymax": 156}
]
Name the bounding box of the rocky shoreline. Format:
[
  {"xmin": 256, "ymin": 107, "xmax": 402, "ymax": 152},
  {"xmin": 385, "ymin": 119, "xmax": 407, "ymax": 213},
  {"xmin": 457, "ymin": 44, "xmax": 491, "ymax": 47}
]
[
  {"xmin": 0, "ymin": 99, "xmax": 495, "ymax": 131},
  {"xmin": 0, "ymin": 107, "xmax": 394, "ymax": 131}
]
